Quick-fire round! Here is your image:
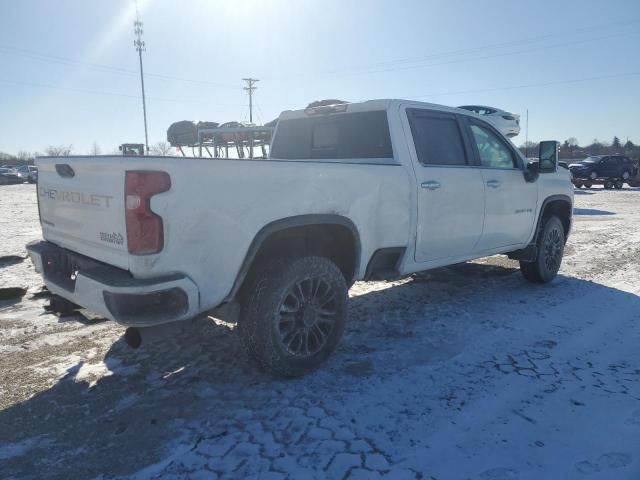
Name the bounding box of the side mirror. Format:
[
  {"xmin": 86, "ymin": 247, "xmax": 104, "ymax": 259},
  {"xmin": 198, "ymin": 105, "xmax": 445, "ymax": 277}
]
[
  {"xmin": 524, "ymin": 161, "xmax": 539, "ymax": 182},
  {"xmin": 538, "ymin": 140, "xmax": 558, "ymax": 173}
]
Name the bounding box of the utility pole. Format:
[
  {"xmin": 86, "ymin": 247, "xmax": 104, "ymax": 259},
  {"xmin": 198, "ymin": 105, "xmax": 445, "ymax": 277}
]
[
  {"xmin": 134, "ymin": 4, "xmax": 149, "ymax": 154},
  {"xmin": 525, "ymin": 108, "xmax": 529, "ymax": 158},
  {"xmin": 242, "ymin": 78, "xmax": 259, "ymax": 123}
]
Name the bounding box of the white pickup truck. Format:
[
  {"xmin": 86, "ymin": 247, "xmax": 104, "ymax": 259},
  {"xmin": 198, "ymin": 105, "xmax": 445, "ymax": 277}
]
[{"xmin": 28, "ymin": 100, "xmax": 573, "ymax": 376}]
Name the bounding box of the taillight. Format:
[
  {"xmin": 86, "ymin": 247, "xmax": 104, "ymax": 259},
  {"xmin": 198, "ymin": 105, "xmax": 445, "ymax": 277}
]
[{"xmin": 125, "ymin": 171, "xmax": 171, "ymax": 255}]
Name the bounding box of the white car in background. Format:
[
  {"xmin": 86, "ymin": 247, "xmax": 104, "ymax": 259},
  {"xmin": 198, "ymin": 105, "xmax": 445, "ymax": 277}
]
[{"xmin": 457, "ymin": 105, "xmax": 521, "ymax": 138}]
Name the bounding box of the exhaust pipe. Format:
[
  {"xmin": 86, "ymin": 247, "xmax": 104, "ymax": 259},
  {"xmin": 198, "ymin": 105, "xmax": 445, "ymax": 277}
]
[{"xmin": 124, "ymin": 320, "xmax": 188, "ymax": 349}]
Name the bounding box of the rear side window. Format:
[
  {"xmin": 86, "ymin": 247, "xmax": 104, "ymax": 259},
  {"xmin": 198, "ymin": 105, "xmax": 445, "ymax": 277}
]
[
  {"xmin": 408, "ymin": 110, "xmax": 468, "ymax": 166},
  {"xmin": 270, "ymin": 111, "xmax": 393, "ymax": 160}
]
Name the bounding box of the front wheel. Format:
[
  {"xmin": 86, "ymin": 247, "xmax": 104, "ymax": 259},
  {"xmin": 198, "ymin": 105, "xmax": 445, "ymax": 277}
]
[
  {"xmin": 520, "ymin": 216, "xmax": 565, "ymax": 284},
  {"xmin": 573, "ymin": 182, "xmax": 583, "ymax": 189},
  {"xmin": 238, "ymin": 256, "xmax": 348, "ymax": 377},
  {"xmin": 614, "ymin": 179, "xmax": 624, "ymax": 189}
]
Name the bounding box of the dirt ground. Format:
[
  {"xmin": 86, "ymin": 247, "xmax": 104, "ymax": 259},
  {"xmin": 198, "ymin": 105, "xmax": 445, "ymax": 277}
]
[{"xmin": 0, "ymin": 183, "xmax": 639, "ymax": 480}]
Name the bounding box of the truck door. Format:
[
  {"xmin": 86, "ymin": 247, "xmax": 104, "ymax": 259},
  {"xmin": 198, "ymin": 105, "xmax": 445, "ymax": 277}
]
[
  {"xmin": 405, "ymin": 108, "xmax": 485, "ymax": 263},
  {"xmin": 466, "ymin": 119, "xmax": 538, "ymax": 250}
]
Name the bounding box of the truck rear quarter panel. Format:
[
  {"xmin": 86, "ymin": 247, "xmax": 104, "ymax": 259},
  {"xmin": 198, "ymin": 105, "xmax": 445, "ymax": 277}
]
[{"xmin": 124, "ymin": 157, "xmax": 412, "ymax": 312}]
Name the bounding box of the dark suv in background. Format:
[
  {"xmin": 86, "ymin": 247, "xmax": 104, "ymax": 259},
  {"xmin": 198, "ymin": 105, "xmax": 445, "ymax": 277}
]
[{"xmin": 570, "ymin": 155, "xmax": 638, "ymax": 189}]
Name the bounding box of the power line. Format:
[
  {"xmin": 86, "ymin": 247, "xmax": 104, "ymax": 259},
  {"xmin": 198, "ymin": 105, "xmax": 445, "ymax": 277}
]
[
  {"xmin": 1, "ymin": 18, "xmax": 637, "ymax": 92},
  {"xmin": 324, "ymin": 29, "xmax": 640, "ymax": 78},
  {"xmin": 0, "ymin": 45, "xmax": 238, "ymax": 89},
  {"xmin": 405, "ymin": 71, "xmax": 640, "ymax": 99},
  {"xmin": 321, "ymin": 18, "xmax": 640, "ymax": 74},
  {"xmin": 0, "ymin": 77, "xmax": 238, "ymax": 105}
]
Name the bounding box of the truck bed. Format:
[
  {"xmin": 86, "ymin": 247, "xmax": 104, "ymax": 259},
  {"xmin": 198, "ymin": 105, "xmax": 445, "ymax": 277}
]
[{"xmin": 36, "ymin": 155, "xmax": 411, "ymax": 312}]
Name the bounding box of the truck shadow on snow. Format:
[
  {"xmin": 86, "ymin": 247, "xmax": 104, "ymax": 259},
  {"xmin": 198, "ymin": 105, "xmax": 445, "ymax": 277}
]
[
  {"xmin": 1, "ymin": 261, "xmax": 639, "ymax": 479},
  {"xmin": 573, "ymin": 208, "xmax": 615, "ymax": 216}
]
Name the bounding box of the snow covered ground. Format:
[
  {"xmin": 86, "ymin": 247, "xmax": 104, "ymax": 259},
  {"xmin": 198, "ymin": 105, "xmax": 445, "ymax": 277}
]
[{"xmin": 0, "ymin": 183, "xmax": 639, "ymax": 480}]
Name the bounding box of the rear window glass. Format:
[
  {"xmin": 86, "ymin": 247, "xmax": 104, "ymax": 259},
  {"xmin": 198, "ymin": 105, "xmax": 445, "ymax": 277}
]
[
  {"xmin": 270, "ymin": 111, "xmax": 393, "ymax": 160},
  {"xmin": 408, "ymin": 111, "xmax": 468, "ymax": 166}
]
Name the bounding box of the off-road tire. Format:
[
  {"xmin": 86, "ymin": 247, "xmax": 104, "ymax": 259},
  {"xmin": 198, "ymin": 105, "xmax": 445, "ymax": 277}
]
[
  {"xmin": 520, "ymin": 215, "xmax": 565, "ymax": 284},
  {"xmin": 238, "ymin": 256, "xmax": 348, "ymax": 377}
]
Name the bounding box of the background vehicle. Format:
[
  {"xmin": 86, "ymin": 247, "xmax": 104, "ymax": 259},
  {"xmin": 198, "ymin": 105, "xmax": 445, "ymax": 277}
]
[
  {"xmin": 13, "ymin": 165, "xmax": 38, "ymax": 183},
  {"xmin": 457, "ymin": 105, "xmax": 521, "ymax": 137},
  {"xmin": 0, "ymin": 167, "xmax": 24, "ymax": 185},
  {"xmin": 569, "ymin": 155, "xmax": 638, "ymax": 189},
  {"xmin": 119, "ymin": 143, "xmax": 145, "ymax": 156},
  {"xmin": 28, "ymin": 99, "xmax": 572, "ymax": 376}
]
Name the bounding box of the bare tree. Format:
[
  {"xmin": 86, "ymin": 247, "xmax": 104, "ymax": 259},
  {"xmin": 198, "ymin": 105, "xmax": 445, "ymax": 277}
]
[
  {"xmin": 518, "ymin": 141, "xmax": 539, "ymax": 158},
  {"xmin": 44, "ymin": 145, "xmax": 73, "ymax": 156},
  {"xmin": 16, "ymin": 151, "xmax": 33, "ymax": 164},
  {"xmin": 90, "ymin": 142, "xmax": 101, "ymax": 155},
  {"xmin": 150, "ymin": 141, "xmax": 174, "ymax": 156}
]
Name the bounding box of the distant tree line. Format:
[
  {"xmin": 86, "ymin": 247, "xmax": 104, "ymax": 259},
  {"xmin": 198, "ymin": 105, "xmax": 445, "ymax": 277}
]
[
  {"xmin": 0, "ymin": 140, "xmax": 178, "ymax": 164},
  {"xmin": 519, "ymin": 136, "xmax": 638, "ymax": 160}
]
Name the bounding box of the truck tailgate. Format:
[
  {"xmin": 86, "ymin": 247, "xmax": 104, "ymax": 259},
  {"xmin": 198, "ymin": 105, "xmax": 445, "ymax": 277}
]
[{"xmin": 36, "ymin": 156, "xmax": 130, "ymax": 270}]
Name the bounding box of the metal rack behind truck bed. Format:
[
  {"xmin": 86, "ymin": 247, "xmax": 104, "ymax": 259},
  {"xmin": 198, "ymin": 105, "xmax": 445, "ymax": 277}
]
[{"xmin": 173, "ymin": 126, "xmax": 275, "ymax": 159}]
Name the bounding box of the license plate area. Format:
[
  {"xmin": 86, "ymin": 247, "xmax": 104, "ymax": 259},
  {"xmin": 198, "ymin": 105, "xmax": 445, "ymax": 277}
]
[{"xmin": 42, "ymin": 249, "xmax": 81, "ymax": 292}]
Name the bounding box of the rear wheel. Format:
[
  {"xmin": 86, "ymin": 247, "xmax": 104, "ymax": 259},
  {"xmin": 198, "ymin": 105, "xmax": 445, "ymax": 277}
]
[
  {"xmin": 583, "ymin": 181, "xmax": 593, "ymax": 188},
  {"xmin": 604, "ymin": 181, "xmax": 614, "ymax": 189},
  {"xmin": 520, "ymin": 216, "xmax": 565, "ymax": 284},
  {"xmin": 238, "ymin": 256, "xmax": 348, "ymax": 377},
  {"xmin": 614, "ymin": 179, "xmax": 624, "ymax": 189}
]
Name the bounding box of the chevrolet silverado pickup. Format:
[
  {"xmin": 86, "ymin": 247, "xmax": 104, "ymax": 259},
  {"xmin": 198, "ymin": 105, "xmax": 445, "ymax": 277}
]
[{"xmin": 28, "ymin": 99, "xmax": 573, "ymax": 376}]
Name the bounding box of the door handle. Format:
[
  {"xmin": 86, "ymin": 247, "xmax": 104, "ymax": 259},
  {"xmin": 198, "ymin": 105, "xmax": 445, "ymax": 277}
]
[
  {"xmin": 421, "ymin": 180, "xmax": 441, "ymax": 190},
  {"xmin": 486, "ymin": 179, "xmax": 501, "ymax": 188}
]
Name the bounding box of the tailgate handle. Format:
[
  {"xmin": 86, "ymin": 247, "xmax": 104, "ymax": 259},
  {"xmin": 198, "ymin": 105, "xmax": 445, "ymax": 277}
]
[{"xmin": 55, "ymin": 164, "xmax": 75, "ymax": 178}]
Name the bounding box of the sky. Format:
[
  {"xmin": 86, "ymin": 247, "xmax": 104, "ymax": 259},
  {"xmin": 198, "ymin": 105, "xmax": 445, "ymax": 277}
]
[{"xmin": 0, "ymin": 0, "xmax": 639, "ymax": 155}]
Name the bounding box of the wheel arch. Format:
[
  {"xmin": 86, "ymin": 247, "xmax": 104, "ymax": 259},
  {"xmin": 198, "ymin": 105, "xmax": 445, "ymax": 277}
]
[
  {"xmin": 509, "ymin": 194, "xmax": 572, "ymax": 263},
  {"xmin": 536, "ymin": 194, "xmax": 572, "ymax": 242},
  {"xmin": 226, "ymin": 214, "xmax": 361, "ymax": 302}
]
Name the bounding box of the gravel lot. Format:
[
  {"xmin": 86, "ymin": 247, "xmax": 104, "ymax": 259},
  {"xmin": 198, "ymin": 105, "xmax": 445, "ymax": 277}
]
[{"xmin": 0, "ymin": 183, "xmax": 639, "ymax": 480}]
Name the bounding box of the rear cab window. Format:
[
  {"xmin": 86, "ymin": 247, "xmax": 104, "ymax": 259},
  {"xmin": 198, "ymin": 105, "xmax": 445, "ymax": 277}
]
[{"xmin": 270, "ymin": 110, "xmax": 393, "ymax": 161}]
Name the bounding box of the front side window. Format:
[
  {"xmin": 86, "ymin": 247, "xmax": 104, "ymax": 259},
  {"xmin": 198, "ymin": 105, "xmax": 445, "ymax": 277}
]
[
  {"xmin": 408, "ymin": 111, "xmax": 467, "ymax": 166},
  {"xmin": 470, "ymin": 123, "xmax": 517, "ymax": 169}
]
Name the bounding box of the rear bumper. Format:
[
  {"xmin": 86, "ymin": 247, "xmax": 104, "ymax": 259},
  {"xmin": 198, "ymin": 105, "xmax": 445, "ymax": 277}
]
[{"xmin": 27, "ymin": 241, "xmax": 199, "ymax": 327}]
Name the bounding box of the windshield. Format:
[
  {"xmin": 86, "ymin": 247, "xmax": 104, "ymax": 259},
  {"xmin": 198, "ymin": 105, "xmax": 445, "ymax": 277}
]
[{"xmin": 582, "ymin": 156, "xmax": 600, "ymax": 163}]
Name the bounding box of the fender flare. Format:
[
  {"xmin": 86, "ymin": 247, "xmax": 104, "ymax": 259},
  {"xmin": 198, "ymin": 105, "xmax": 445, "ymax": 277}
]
[
  {"xmin": 225, "ymin": 214, "xmax": 361, "ymax": 302},
  {"xmin": 509, "ymin": 194, "xmax": 572, "ymax": 262},
  {"xmin": 535, "ymin": 194, "xmax": 573, "ymax": 240}
]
